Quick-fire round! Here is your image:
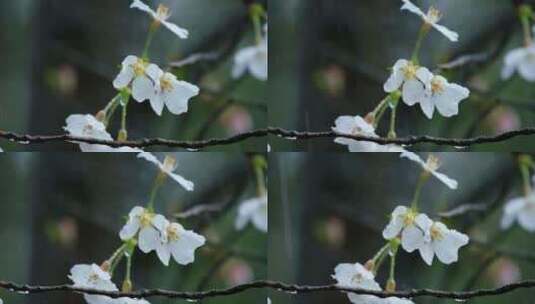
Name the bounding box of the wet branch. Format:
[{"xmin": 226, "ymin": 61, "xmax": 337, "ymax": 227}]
[{"xmin": 2, "ymin": 279, "xmax": 535, "ymax": 300}]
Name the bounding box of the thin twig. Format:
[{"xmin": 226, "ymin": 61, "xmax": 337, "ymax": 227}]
[
  {"xmin": 438, "ymin": 203, "xmax": 488, "ymax": 218},
  {"xmin": 2, "ymin": 279, "xmax": 535, "ymax": 300},
  {"xmin": 175, "ymin": 202, "xmax": 227, "ymax": 219}
]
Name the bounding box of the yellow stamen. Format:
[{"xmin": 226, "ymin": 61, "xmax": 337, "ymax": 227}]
[
  {"xmin": 426, "ymin": 155, "xmax": 441, "ymax": 171},
  {"xmin": 402, "ymin": 62, "xmax": 419, "ymax": 80},
  {"xmin": 430, "ymin": 224, "xmax": 443, "ymax": 241},
  {"xmin": 133, "ymin": 58, "xmax": 146, "ymax": 76},
  {"xmin": 167, "ymin": 225, "xmax": 181, "ymax": 241},
  {"xmin": 426, "ymin": 7, "xmax": 443, "ymax": 24},
  {"xmin": 160, "ymin": 74, "xmax": 174, "ymax": 93},
  {"xmin": 156, "ymin": 4, "xmax": 171, "ymax": 21},
  {"xmin": 162, "ymin": 155, "xmax": 177, "ymax": 172},
  {"xmin": 430, "ymin": 77, "xmax": 445, "ymax": 94}
]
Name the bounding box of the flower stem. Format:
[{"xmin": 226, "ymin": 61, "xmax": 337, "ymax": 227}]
[
  {"xmin": 411, "ymin": 171, "xmax": 430, "ymax": 210},
  {"xmin": 142, "ymin": 23, "xmax": 158, "ymax": 60},
  {"xmin": 388, "ymin": 103, "xmax": 398, "ymax": 139},
  {"xmin": 387, "ymin": 241, "xmax": 399, "ymax": 292},
  {"xmin": 411, "ymin": 24, "xmax": 431, "ymax": 64},
  {"xmin": 249, "ymin": 4, "xmax": 265, "ymax": 44},
  {"xmin": 519, "ymin": 5, "xmax": 534, "ymax": 46},
  {"xmin": 103, "ymin": 95, "xmax": 121, "ymax": 127},
  {"xmin": 370, "ymin": 242, "xmax": 391, "ymax": 273},
  {"xmin": 519, "ymin": 155, "xmax": 533, "ymax": 196},
  {"xmin": 252, "ymin": 155, "xmax": 267, "ymax": 197},
  {"xmin": 108, "ymin": 243, "xmax": 128, "ymax": 275},
  {"xmin": 147, "ymin": 173, "xmax": 165, "ymax": 211}
]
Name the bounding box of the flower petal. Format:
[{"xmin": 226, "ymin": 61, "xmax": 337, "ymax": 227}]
[
  {"xmin": 132, "ymin": 75, "xmax": 154, "ymax": 102},
  {"xmin": 163, "ymin": 81, "xmax": 199, "ymax": 115},
  {"xmin": 162, "ymin": 20, "xmax": 189, "ymax": 39},
  {"xmin": 138, "ymin": 226, "xmax": 160, "ymax": 253},
  {"xmin": 432, "ymin": 23, "xmax": 459, "ymax": 42},
  {"xmin": 402, "ymin": 79, "xmax": 425, "ymax": 106}
]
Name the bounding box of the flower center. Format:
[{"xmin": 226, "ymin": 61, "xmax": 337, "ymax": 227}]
[
  {"xmin": 82, "ymin": 124, "xmax": 94, "ymax": 135},
  {"xmin": 160, "ymin": 74, "xmax": 174, "ymax": 93},
  {"xmin": 403, "ymin": 211, "xmax": 417, "ymax": 226},
  {"xmin": 425, "ymin": 154, "xmax": 441, "ymax": 171},
  {"xmin": 133, "ymin": 59, "xmax": 146, "ymax": 77},
  {"xmin": 88, "ymin": 273, "xmax": 100, "ymax": 284},
  {"xmin": 430, "ymin": 224, "xmax": 443, "ymax": 241},
  {"xmin": 167, "ymin": 225, "xmax": 180, "ymax": 241},
  {"xmin": 162, "ymin": 155, "xmax": 176, "ymax": 172},
  {"xmin": 156, "ymin": 4, "xmax": 171, "ymax": 21},
  {"xmin": 426, "ymin": 7, "xmax": 443, "ymax": 24},
  {"xmin": 430, "ymin": 77, "xmax": 445, "ymax": 94},
  {"xmin": 140, "ymin": 212, "xmax": 153, "ymax": 227},
  {"xmin": 351, "ymin": 273, "xmax": 364, "ymax": 285},
  {"xmin": 402, "ymin": 62, "xmax": 418, "ymax": 80}
]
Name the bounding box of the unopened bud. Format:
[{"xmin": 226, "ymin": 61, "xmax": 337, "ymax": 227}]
[
  {"xmin": 364, "ymin": 259, "xmax": 375, "ymax": 271},
  {"xmin": 386, "ymin": 279, "xmax": 396, "ymax": 292},
  {"xmin": 122, "ymin": 279, "xmax": 133, "ymax": 292},
  {"xmin": 95, "ymin": 110, "xmax": 106, "ymax": 122},
  {"xmin": 100, "ymin": 260, "xmax": 111, "ymax": 272},
  {"xmin": 364, "ymin": 112, "xmax": 375, "ymax": 125},
  {"xmin": 118, "ymin": 129, "xmax": 128, "ymax": 142}
]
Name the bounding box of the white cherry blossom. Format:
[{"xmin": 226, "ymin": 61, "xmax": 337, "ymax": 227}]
[
  {"xmin": 502, "ymin": 44, "xmax": 535, "ymax": 81},
  {"xmin": 137, "ymin": 152, "xmax": 194, "ymax": 191},
  {"xmin": 416, "ymin": 69, "xmax": 470, "ymax": 119},
  {"xmin": 400, "ymin": 0, "xmax": 459, "ymax": 42},
  {"xmin": 501, "ymin": 193, "xmax": 535, "ymax": 232},
  {"xmin": 69, "ymin": 264, "xmax": 118, "ymax": 304},
  {"xmin": 155, "ymin": 220, "xmax": 206, "ymax": 266},
  {"xmin": 233, "ymin": 25, "xmax": 268, "ymax": 81},
  {"xmin": 235, "ymin": 195, "xmax": 268, "ymax": 232},
  {"xmin": 148, "ymin": 69, "xmax": 199, "ymax": 116},
  {"xmin": 332, "ymin": 115, "xmax": 405, "ymax": 153},
  {"xmin": 332, "ymin": 262, "xmax": 414, "ymax": 304},
  {"xmin": 64, "ymin": 114, "xmax": 142, "ymax": 153},
  {"xmin": 382, "ymin": 206, "xmax": 430, "ymax": 253},
  {"xmin": 119, "ymin": 206, "xmax": 168, "ymax": 254},
  {"xmin": 130, "ymin": 0, "xmax": 189, "ymax": 39},
  {"xmin": 383, "ymin": 59, "xmax": 431, "ymax": 107},
  {"xmin": 416, "ymin": 218, "xmax": 469, "ymax": 265},
  {"xmin": 400, "ymin": 152, "xmax": 458, "ymax": 190},
  {"xmin": 113, "ymin": 55, "xmax": 162, "ymax": 104}
]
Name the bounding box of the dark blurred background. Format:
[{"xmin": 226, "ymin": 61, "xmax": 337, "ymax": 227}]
[
  {"xmin": 270, "ymin": 0, "xmax": 535, "ymax": 151},
  {"xmin": 269, "ymin": 152, "xmax": 535, "ymax": 303},
  {"xmin": 0, "ymin": 153, "xmax": 267, "ymax": 303},
  {"xmin": 0, "ymin": 0, "xmax": 266, "ymax": 152}
]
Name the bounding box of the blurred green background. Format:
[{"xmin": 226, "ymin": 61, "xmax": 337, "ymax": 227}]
[
  {"xmin": 270, "ymin": 0, "xmax": 535, "ymax": 151},
  {"xmin": 269, "ymin": 152, "xmax": 535, "ymax": 303},
  {"xmin": 0, "ymin": 0, "xmax": 266, "ymax": 152},
  {"xmin": 0, "ymin": 153, "xmax": 267, "ymax": 303}
]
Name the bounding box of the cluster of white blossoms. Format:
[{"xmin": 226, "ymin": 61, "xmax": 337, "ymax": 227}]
[
  {"xmin": 69, "ymin": 264, "xmax": 149, "ymax": 304},
  {"xmin": 233, "ymin": 23, "xmax": 268, "ymax": 81},
  {"xmin": 235, "ymin": 194, "xmax": 268, "ymax": 233},
  {"xmin": 383, "ymin": 206, "xmax": 469, "ymax": 265},
  {"xmin": 384, "ymin": 59, "xmax": 470, "ymax": 119},
  {"xmin": 113, "ymin": 55, "xmax": 199, "ymax": 116},
  {"xmin": 501, "ymin": 175, "xmax": 535, "ymax": 232},
  {"xmin": 333, "ymin": 0, "xmax": 471, "ymax": 152},
  {"xmin": 120, "ymin": 206, "xmax": 206, "ymax": 266},
  {"xmin": 332, "ymin": 263, "xmax": 414, "ymax": 304}
]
